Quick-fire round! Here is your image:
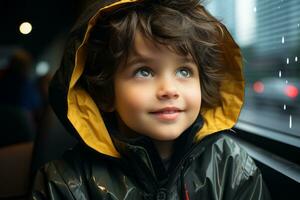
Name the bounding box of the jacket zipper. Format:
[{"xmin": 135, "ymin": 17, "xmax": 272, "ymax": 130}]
[{"xmin": 163, "ymin": 142, "xmax": 206, "ymax": 200}]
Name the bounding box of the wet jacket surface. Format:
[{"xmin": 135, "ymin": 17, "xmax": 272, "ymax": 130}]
[
  {"xmin": 31, "ymin": 0, "xmax": 271, "ymax": 199},
  {"xmin": 32, "ymin": 131, "xmax": 270, "ymax": 200}
]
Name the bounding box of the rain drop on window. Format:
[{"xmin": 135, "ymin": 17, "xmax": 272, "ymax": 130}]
[
  {"xmin": 286, "ymin": 58, "xmax": 289, "ymax": 64},
  {"xmin": 279, "ymin": 70, "xmax": 282, "ymax": 78},
  {"xmin": 281, "ymin": 36, "xmax": 285, "ymax": 44},
  {"xmin": 283, "ymin": 104, "xmax": 286, "ymax": 110},
  {"xmin": 289, "ymin": 115, "xmax": 292, "ymax": 129},
  {"xmin": 295, "ymin": 56, "xmax": 298, "ymax": 62},
  {"xmin": 286, "ymin": 80, "xmax": 288, "ymax": 84},
  {"xmin": 253, "ymin": 7, "xmax": 257, "ymax": 12}
]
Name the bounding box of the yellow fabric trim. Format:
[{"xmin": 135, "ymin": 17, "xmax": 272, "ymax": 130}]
[{"xmin": 68, "ymin": 0, "xmax": 142, "ymax": 158}]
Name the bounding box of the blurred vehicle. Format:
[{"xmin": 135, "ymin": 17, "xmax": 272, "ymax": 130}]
[{"xmin": 252, "ymin": 77, "xmax": 300, "ymax": 111}]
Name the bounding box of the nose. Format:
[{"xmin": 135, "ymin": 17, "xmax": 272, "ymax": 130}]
[{"xmin": 156, "ymin": 77, "xmax": 179, "ymax": 100}]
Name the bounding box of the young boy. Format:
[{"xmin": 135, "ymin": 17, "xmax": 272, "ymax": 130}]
[{"xmin": 31, "ymin": 0, "xmax": 271, "ymax": 199}]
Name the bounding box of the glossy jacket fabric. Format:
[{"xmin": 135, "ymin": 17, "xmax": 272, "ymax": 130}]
[
  {"xmin": 31, "ymin": 0, "xmax": 271, "ymax": 199},
  {"xmin": 32, "ymin": 131, "xmax": 271, "ymax": 200}
]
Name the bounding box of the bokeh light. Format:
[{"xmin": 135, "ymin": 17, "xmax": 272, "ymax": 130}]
[{"xmin": 19, "ymin": 22, "xmax": 32, "ymax": 35}]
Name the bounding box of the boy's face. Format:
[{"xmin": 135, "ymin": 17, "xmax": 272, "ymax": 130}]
[{"xmin": 113, "ymin": 32, "xmax": 201, "ymax": 141}]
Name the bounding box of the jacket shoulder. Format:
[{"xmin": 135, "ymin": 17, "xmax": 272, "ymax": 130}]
[
  {"xmin": 31, "ymin": 147, "xmax": 90, "ymax": 199},
  {"xmin": 204, "ymin": 131, "xmax": 258, "ymax": 176},
  {"xmin": 193, "ymin": 131, "xmax": 259, "ymax": 182},
  {"xmin": 31, "ymin": 145, "xmax": 125, "ymax": 200},
  {"xmin": 189, "ymin": 132, "xmax": 271, "ymax": 199}
]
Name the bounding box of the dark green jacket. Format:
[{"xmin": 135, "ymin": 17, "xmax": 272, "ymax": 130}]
[{"xmin": 31, "ymin": 0, "xmax": 271, "ymax": 199}]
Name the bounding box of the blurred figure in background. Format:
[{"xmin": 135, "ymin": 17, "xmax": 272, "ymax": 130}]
[{"xmin": 0, "ymin": 48, "xmax": 42, "ymax": 146}]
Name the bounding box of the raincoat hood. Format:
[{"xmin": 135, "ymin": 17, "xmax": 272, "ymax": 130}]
[{"xmin": 49, "ymin": 0, "xmax": 244, "ymax": 158}]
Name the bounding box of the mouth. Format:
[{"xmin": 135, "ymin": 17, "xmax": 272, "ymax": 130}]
[{"xmin": 149, "ymin": 107, "xmax": 183, "ymax": 121}]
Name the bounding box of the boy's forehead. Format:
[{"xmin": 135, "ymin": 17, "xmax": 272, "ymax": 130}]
[
  {"xmin": 132, "ymin": 31, "xmax": 161, "ymax": 55},
  {"xmin": 129, "ymin": 31, "xmax": 193, "ymax": 61}
]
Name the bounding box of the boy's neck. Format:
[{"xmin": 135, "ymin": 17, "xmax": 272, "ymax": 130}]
[
  {"xmin": 152, "ymin": 140, "xmax": 174, "ymax": 160},
  {"xmin": 114, "ymin": 113, "xmax": 174, "ymax": 159}
]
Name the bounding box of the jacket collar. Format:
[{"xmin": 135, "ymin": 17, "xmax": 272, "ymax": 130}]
[{"xmin": 105, "ymin": 114, "xmax": 204, "ymax": 185}]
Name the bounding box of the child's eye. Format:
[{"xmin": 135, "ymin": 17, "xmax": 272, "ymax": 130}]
[
  {"xmin": 176, "ymin": 67, "xmax": 192, "ymax": 78},
  {"xmin": 134, "ymin": 67, "xmax": 153, "ymax": 78}
]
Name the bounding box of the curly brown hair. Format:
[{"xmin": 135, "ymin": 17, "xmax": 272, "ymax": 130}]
[{"xmin": 82, "ymin": 0, "xmax": 225, "ymax": 112}]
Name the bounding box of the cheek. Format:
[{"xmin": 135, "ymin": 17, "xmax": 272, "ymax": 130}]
[
  {"xmin": 188, "ymin": 92, "xmax": 201, "ymax": 109},
  {"xmin": 114, "ymin": 84, "xmax": 150, "ymax": 113},
  {"xmin": 183, "ymin": 82, "xmax": 202, "ymax": 110}
]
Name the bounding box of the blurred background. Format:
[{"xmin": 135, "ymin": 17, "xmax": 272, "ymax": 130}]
[
  {"xmin": 0, "ymin": 1, "xmax": 87, "ymax": 198},
  {"xmin": 207, "ymin": 0, "xmax": 300, "ymax": 143},
  {"xmin": 0, "ymin": 0, "xmax": 94, "ymax": 146}
]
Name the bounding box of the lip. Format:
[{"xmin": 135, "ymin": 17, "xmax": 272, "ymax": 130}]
[{"xmin": 149, "ymin": 107, "xmax": 182, "ymax": 121}]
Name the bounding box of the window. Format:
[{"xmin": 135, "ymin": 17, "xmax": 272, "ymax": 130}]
[{"xmin": 207, "ymin": 0, "xmax": 300, "ymax": 147}]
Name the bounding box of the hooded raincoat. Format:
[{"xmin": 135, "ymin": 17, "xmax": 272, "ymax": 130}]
[{"xmin": 31, "ymin": 0, "xmax": 271, "ymax": 199}]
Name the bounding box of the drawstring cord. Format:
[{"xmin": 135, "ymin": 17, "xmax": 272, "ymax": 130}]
[
  {"xmin": 184, "ymin": 184, "xmax": 190, "ymax": 200},
  {"xmin": 180, "ymin": 166, "xmax": 190, "ymax": 200}
]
